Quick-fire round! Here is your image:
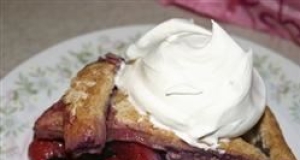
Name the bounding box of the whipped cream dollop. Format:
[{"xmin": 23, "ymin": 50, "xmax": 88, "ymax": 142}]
[{"xmin": 116, "ymin": 19, "xmax": 266, "ymax": 149}]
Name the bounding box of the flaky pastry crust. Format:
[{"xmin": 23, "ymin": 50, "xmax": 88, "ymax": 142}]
[
  {"xmin": 33, "ymin": 57, "xmax": 296, "ymax": 160},
  {"xmin": 111, "ymin": 91, "xmax": 295, "ymax": 159}
]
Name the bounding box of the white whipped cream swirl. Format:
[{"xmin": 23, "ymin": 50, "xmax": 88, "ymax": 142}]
[{"xmin": 116, "ymin": 19, "xmax": 266, "ymax": 149}]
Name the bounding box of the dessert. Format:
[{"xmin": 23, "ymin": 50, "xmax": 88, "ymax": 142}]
[
  {"xmin": 29, "ymin": 19, "xmax": 296, "ymax": 160},
  {"xmin": 116, "ymin": 19, "xmax": 265, "ymax": 149}
]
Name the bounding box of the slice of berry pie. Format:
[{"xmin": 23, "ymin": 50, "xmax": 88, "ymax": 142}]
[{"xmin": 28, "ymin": 19, "xmax": 296, "ymax": 160}]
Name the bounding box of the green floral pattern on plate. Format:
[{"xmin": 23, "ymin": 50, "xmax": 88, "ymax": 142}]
[
  {"xmin": 0, "ymin": 28, "xmax": 299, "ymax": 159},
  {"xmin": 0, "ymin": 35, "xmax": 136, "ymax": 158},
  {"xmin": 254, "ymin": 54, "xmax": 300, "ymax": 122}
]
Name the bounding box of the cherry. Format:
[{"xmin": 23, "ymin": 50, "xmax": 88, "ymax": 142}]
[
  {"xmin": 104, "ymin": 142, "xmax": 161, "ymax": 160},
  {"xmin": 29, "ymin": 140, "xmax": 65, "ymax": 160}
]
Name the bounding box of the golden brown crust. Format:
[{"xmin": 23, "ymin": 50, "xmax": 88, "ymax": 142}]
[
  {"xmin": 32, "ymin": 59, "xmax": 296, "ymax": 159},
  {"xmin": 220, "ymin": 138, "xmax": 268, "ymax": 160},
  {"xmin": 111, "ymin": 91, "xmax": 296, "ymax": 159},
  {"xmin": 258, "ymin": 108, "xmax": 296, "ymax": 160},
  {"xmin": 111, "ymin": 91, "xmax": 269, "ymax": 159},
  {"xmin": 110, "ymin": 91, "xmax": 195, "ymax": 151},
  {"xmin": 63, "ymin": 61, "xmax": 116, "ymax": 154}
]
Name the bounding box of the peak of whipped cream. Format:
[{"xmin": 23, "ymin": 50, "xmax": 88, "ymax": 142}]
[{"xmin": 116, "ymin": 19, "xmax": 266, "ymax": 149}]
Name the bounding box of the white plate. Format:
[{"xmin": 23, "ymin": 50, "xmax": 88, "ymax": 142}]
[{"xmin": 1, "ymin": 25, "xmax": 299, "ymax": 160}]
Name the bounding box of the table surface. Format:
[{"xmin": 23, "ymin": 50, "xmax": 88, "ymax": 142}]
[{"xmin": 1, "ymin": 0, "xmax": 300, "ymax": 79}]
